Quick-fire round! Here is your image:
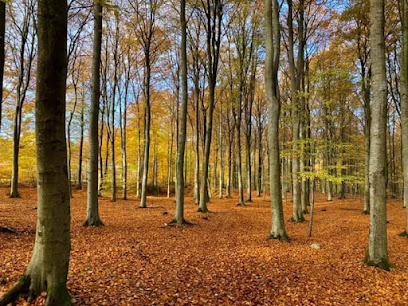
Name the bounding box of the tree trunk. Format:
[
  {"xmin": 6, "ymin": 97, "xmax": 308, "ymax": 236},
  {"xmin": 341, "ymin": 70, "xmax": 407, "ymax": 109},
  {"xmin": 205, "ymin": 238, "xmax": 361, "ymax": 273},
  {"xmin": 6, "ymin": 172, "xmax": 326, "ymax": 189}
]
[
  {"xmin": 174, "ymin": 0, "xmax": 188, "ymax": 224},
  {"xmin": 236, "ymin": 119, "xmax": 245, "ymax": 205},
  {"xmin": 265, "ymin": 0, "xmax": 289, "ymax": 240},
  {"xmin": 0, "ymin": 0, "xmax": 71, "ymax": 304},
  {"xmin": 167, "ymin": 121, "xmax": 174, "ymax": 198},
  {"xmin": 10, "ymin": 6, "xmax": 35, "ymax": 198},
  {"xmin": 110, "ymin": 18, "xmax": 119, "ymax": 203},
  {"xmin": 140, "ymin": 52, "xmax": 152, "ymax": 208},
  {"xmin": 85, "ymin": 1, "xmax": 103, "ymax": 227},
  {"xmin": 77, "ymin": 103, "xmax": 84, "ymax": 190},
  {"xmin": 400, "ymin": 0, "xmax": 408, "ymax": 235},
  {"xmin": 0, "ymin": 1, "xmax": 5, "ymax": 132},
  {"xmin": 219, "ymin": 114, "xmax": 224, "ymax": 199},
  {"xmin": 287, "ymin": 0, "xmax": 304, "ymax": 222},
  {"xmin": 364, "ymin": 0, "xmax": 390, "ymax": 270}
]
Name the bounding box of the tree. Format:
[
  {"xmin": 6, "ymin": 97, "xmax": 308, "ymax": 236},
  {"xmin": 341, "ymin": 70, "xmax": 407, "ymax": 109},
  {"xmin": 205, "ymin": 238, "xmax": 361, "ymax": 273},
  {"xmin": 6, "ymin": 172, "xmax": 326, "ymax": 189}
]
[
  {"xmin": 400, "ymin": 0, "xmax": 408, "ymax": 236},
  {"xmin": 0, "ymin": 0, "xmax": 5, "ymax": 132},
  {"xmin": 110, "ymin": 11, "xmax": 119, "ymax": 203},
  {"xmin": 173, "ymin": 0, "xmax": 188, "ymax": 224},
  {"xmin": 264, "ymin": 0, "xmax": 289, "ymax": 240},
  {"xmin": 364, "ymin": 0, "xmax": 390, "ymax": 270},
  {"xmin": 84, "ymin": 0, "xmax": 104, "ymax": 227},
  {"xmin": 0, "ymin": 0, "xmax": 71, "ymax": 303},
  {"xmin": 198, "ymin": 0, "xmax": 224, "ymax": 213},
  {"xmin": 10, "ymin": 0, "xmax": 36, "ymax": 198},
  {"xmin": 133, "ymin": 0, "xmax": 160, "ymax": 208},
  {"xmin": 287, "ymin": 0, "xmax": 306, "ymax": 222}
]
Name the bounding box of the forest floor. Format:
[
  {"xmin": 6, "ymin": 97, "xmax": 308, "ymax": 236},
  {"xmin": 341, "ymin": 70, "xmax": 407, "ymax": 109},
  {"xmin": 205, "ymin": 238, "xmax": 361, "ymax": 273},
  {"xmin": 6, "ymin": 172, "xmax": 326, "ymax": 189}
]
[{"xmin": 1, "ymin": 187, "xmax": 408, "ymax": 305}]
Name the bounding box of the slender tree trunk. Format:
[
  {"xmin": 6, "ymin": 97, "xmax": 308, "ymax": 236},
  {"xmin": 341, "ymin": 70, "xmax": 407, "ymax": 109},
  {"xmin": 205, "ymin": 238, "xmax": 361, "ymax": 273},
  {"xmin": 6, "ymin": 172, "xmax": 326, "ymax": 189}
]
[
  {"xmin": 167, "ymin": 121, "xmax": 174, "ymax": 198},
  {"xmin": 226, "ymin": 135, "xmax": 232, "ymax": 198},
  {"xmin": 174, "ymin": 0, "xmax": 188, "ymax": 224},
  {"xmin": 364, "ymin": 0, "xmax": 390, "ymax": 270},
  {"xmin": 265, "ymin": 0, "xmax": 288, "ymax": 240},
  {"xmin": 236, "ymin": 119, "xmax": 245, "ymax": 205},
  {"xmin": 136, "ymin": 101, "xmax": 141, "ymax": 198},
  {"xmin": 121, "ymin": 66, "xmax": 130, "ymax": 200},
  {"xmin": 400, "ymin": 0, "xmax": 408, "ymax": 235},
  {"xmin": 140, "ymin": 55, "xmax": 151, "ymax": 208},
  {"xmin": 85, "ymin": 1, "xmax": 103, "ymax": 226},
  {"xmin": 110, "ymin": 18, "xmax": 119, "ymax": 203},
  {"xmin": 287, "ymin": 0, "xmax": 304, "ymax": 222},
  {"xmin": 77, "ymin": 103, "xmax": 84, "ymax": 190},
  {"xmin": 219, "ymin": 115, "xmax": 224, "ymax": 199},
  {"xmin": 10, "ymin": 8, "xmax": 34, "ymax": 198},
  {"xmin": 0, "ymin": 1, "xmax": 5, "ymax": 132}
]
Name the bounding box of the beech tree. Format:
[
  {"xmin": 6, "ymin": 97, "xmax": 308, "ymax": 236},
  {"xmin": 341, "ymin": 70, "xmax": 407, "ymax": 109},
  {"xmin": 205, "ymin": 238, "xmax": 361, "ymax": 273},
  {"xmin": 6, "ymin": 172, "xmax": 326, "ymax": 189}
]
[
  {"xmin": 0, "ymin": 0, "xmax": 5, "ymax": 132},
  {"xmin": 287, "ymin": 0, "xmax": 306, "ymax": 222},
  {"xmin": 173, "ymin": 0, "xmax": 188, "ymax": 224},
  {"xmin": 0, "ymin": 0, "xmax": 71, "ymax": 303},
  {"xmin": 9, "ymin": 0, "xmax": 36, "ymax": 198},
  {"xmin": 364, "ymin": 0, "xmax": 390, "ymax": 270},
  {"xmin": 400, "ymin": 0, "xmax": 408, "ymax": 236},
  {"xmin": 198, "ymin": 0, "xmax": 224, "ymax": 213},
  {"xmin": 264, "ymin": 0, "xmax": 288, "ymax": 240},
  {"xmin": 85, "ymin": 0, "xmax": 104, "ymax": 227},
  {"xmin": 132, "ymin": 0, "xmax": 160, "ymax": 208}
]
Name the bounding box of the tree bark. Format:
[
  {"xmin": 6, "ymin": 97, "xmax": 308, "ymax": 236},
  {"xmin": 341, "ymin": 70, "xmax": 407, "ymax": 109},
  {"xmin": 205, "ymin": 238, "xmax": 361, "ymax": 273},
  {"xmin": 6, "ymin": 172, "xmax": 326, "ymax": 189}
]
[
  {"xmin": 400, "ymin": 0, "xmax": 408, "ymax": 235},
  {"xmin": 174, "ymin": 0, "xmax": 188, "ymax": 224},
  {"xmin": 84, "ymin": 1, "xmax": 104, "ymax": 227},
  {"xmin": 364, "ymin": 0, "xmax": 390, "ymax": 270},
  {"xmin": 77, "ymin": 102, "xmax": 84, "ymax": 190},
  {"xmin": 0, "ymin": 1, "xmax": 5, "ymax": 132},
  {"xmin": 1, "ymin": 0, "xmax": 71, "ymax": 304},
  {"xmin": 10, "ymin": 4, "xmax": 35, "ymax": 198},
  {"xmin": 264, "ymin": 0, "xmax": 288, "ymax": 240}
]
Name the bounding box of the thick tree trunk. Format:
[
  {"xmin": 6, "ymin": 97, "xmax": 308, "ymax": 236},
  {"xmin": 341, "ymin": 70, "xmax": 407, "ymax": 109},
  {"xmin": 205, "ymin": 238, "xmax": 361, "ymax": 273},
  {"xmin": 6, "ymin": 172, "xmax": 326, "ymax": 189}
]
[
  {"xmin": 85, "ymin": 2, "xmax": 103, "ymax": 227},
  {"xmin": 265, "ymin": 0, "xmax": 288, "ymax": 240},
  {"xmin": 364, "ymin": 0, "xmax": 390, "ymax": 270},
  {"xmin": 1, "ymin": 1, "xmax": 71, "ymax": 304}
]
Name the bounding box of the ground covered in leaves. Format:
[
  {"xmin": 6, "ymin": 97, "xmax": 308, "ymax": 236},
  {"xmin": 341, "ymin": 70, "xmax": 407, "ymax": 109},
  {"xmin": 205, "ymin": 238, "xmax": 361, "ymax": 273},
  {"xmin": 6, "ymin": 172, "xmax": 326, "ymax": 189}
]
[{"xmin": 1, "ymin": 187, "xmax": 408, "ymax": 305}]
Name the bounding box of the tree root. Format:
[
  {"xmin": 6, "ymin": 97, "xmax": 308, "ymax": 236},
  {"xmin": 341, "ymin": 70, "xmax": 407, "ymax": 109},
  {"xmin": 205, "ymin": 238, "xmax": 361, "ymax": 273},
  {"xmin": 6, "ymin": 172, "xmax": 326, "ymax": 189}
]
[
  {"xmin": 289, "ymin": 217, "xmax": 305, "ymax": 223},
  {"xmin": 0, "ymin": 275, "xmax": 30, "ymax": 306},
  {"xmin": 83, "ymin": 219, "xmax": 104, "ymax": 227},
  {"xmin": 398, "ymin": 231, "xmax": 408, "ymax": 237},
  {"xmin": 168, "ymin": 219, "xmax": 194, "ymax": 226},
  {"xmin": 364, "ymin": 255, "xmax": 392, "ymax": 271},
  {"xmin": 268, "ymin": 233, "xmax": 290, "ymax": 242},
  {"xmin": 0, "ymin": 227, "xmax": 16, "ymax": 234},
  {"xmin": 197, "ymin": 207, "xmax": 209, "ymax": 213}
]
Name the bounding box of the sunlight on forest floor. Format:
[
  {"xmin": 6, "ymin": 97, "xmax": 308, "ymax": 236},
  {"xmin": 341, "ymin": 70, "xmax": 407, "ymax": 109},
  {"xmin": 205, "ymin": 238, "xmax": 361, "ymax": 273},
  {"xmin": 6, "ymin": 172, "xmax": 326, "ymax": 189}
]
[{"xmin": 1, "ymin": 187, "xmax": 408, "ymax": 305}]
